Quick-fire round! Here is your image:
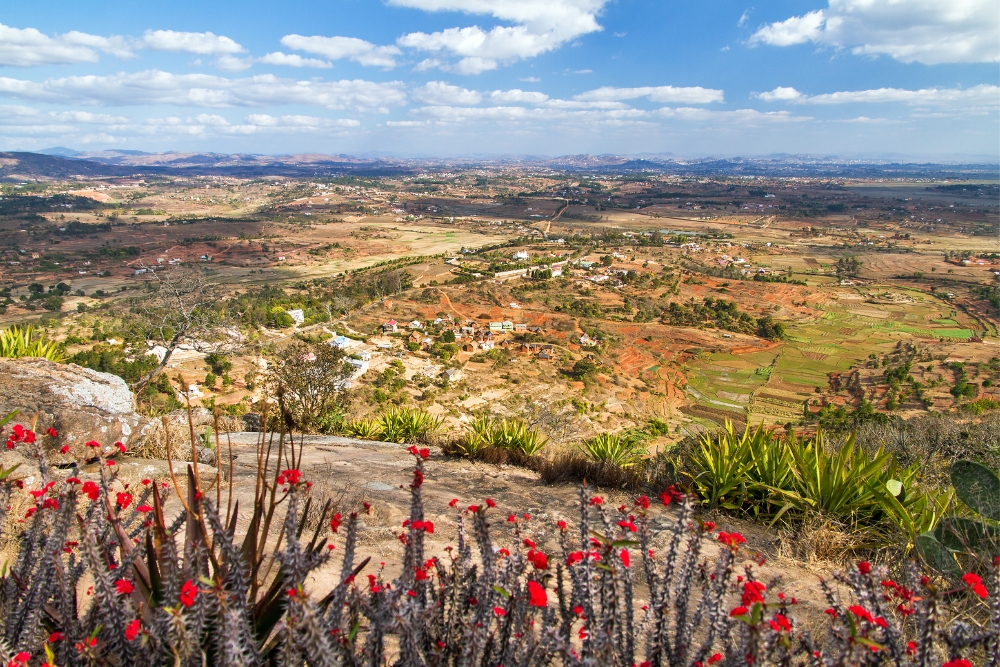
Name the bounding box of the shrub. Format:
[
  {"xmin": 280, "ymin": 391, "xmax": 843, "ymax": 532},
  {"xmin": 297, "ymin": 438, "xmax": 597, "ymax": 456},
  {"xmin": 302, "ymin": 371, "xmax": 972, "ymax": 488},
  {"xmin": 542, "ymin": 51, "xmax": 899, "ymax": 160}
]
[
  {"xmin": 581, "ymin": 432, "xmax": 646, "ymax": 468},
  {"xmin": 0, "ymin": 325, "xmax": 65, "ymax": 361},
  {"xmin": 0, "ymin": 413, "xmax": 994, "ymax": 665},
  {"xmin": 346, "ymin": 407, "xmax": 442, "ymax": 443},
  {"xmin": 460, "ymin": 415, "xmax": 547, "ymax": 457}
]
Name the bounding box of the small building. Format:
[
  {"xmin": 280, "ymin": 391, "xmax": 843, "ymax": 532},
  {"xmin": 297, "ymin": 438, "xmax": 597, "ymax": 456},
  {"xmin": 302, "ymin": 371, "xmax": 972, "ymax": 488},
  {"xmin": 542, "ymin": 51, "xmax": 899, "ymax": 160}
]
[
  {"xmin": 501, "ymin": 321, "xmax": 514, "ymax": 332},
  {"xmin": 514, "ymin": 323, "xmax": 527, "ymax": 332},
  {"xmin": 408, "ymin": 320, "xmax": 422, "ymax": 330},
  {"xmin": 489, "ymin": 322, "xmax": 503, "ymax": 333},
  {"xmin": 408, "ymin": 332, "xmax": 422, "ymax": 344},
  {"xmin": 462, "ymin": 342, "xmax": 477, "ymax": 353},
  {"xmin": 442, "ymin": 368, "xmax": 463, "ymax": 382},
  {"xmin": 479, "ymin": 339, "xmax": 495, "ymax": 351},
  {"xmin": 383, "ymin": 319, "xmax": 398, "ymax": 333},
  {"xmin": 286, "ymin": 309, "xmax": 305, "ymax": 326},
  {"xmin": 537, "ymin": 350, "xmax": 553, "ymax": 361},
  {"xmin": 512, "ymin": 250, "xmax": 530, "ymax": 261}
]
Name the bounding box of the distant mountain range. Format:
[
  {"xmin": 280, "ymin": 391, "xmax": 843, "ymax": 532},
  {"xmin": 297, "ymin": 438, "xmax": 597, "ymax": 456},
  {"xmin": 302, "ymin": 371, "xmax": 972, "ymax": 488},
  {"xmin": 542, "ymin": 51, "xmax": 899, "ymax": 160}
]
[{"xmin": 3, "ymin": 149, "xmax": 997, "ymax": 181}]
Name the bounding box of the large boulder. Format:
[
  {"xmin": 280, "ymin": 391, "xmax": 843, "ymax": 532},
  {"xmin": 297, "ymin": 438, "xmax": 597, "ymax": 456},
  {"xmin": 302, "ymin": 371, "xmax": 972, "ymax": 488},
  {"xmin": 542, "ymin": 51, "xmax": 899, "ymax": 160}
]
[{"xmin": 0, "ymin": 358, "xmax": 142, "ymax": 453}]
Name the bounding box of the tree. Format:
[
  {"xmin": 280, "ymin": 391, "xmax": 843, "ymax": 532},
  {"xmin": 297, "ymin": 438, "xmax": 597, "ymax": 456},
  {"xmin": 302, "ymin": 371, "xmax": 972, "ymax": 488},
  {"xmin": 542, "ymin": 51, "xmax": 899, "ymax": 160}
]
[
  {"xmin": 834, "ymin": 256, "xmax": 862, "ymax": 278},
  {"xmin": 265, "ymin": 341, "xmax": 353, "ymax": 432},
  {"xmin": 755, "ymin": 316, "xmax": 785, "ymax": 341},
  {"xmin": 122, "ymin": 268, "xmax": 243, "ymax": 391},
  {"xmin": 440, "ymin": 329, "xmax": 456, "ymax": 343},
  {"xmin": 570, "ymin": 358, "xmax": 599, "ymax": 380}
]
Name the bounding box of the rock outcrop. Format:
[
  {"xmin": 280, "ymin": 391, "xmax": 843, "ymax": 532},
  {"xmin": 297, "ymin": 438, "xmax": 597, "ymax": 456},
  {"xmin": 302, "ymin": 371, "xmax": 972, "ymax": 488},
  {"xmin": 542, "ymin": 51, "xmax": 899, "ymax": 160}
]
[{"xmin": 0, "ymin": 357, "xmax": 142, "ymax": 453}]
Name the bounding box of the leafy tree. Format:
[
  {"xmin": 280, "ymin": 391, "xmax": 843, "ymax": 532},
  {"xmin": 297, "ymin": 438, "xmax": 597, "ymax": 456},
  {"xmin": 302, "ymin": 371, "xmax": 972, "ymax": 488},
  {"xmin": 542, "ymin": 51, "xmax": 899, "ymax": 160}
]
[
  {"xmin": 755, "ymin": 316, "xmax": 785, "ymax": 341},
  {"xmin": 265, "ymin": 341, "xmax": 353, "ymax": 432}
]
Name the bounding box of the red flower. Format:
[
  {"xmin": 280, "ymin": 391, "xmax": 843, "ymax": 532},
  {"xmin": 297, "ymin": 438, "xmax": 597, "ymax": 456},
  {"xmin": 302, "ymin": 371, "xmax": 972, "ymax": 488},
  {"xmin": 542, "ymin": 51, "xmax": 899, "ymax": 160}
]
[
  {"xmin": 566, "ymin": 551, "xmax": 585, "ymax": 566},
  {"xmin": 527, "ymin": 549, "xmax": 548, "ymax": 570},
  {"xmin": 527, "ymin": 580, "xmax": 547, "ymax": 608},
  {"xmin": 423, "ymin": 521, "xmax": 434, "ymax": 534},
  {"xmin": 557, "ymin": 520, "xmax": 567, "ymax": 531},
  {"xmin": 368, "ymin": 574, "xmax": 381, "ymax": 593},
  {"xmin": 730, "ymin": 606, "xmax": 748, "ymax": 617},
  {"xmin": 9, "ymin": 652, "xmax": 30, "ymax": 666},
  {"xmin": 617, "ymin": 520, "xmax": 638, "ymax": 532},
  {"xmin": 85, "ymin": 440, "xmax": 100, "ymax": 448},
  {"xmin": 449, "ymin": 498, "xmax": 458, "ymax": 507},
  {"xmin": 46, "ymin": 427, "xmax": 58, "ymax": 438},
  {"xmin": 942, "ymin": 660, "xmax": 972, "ymax": 667},
  {"xmin": 768, "ymin": 613, "xmax": 791, "ymax": 632},
  {"xmin": 858, "ymin": 561, "xmax": 871, "ymax": 575},
  {"xmin": 741, "ymin": 581, "xmax": 766, "ymax": 606},
  {"xmin": 115, "ymin": 579, "xmax": 134, "ymax": 595},
  {"xmin": 115, "ymin": 441, "xmax": 126, "ymax": 453},
  {"xmin": 60, "ymin": 445, "xmax": 70, "ymax": 454},
  {"xmin": 635, "ymin": 495, "xmax": 650, "ymax": 509},
  {"xmin": 116, "ymin": 492, "xmax": 132, "ymax": 509},
  {"xmin": 619, "ymin": 548, "xmax": 631, "ymax": 568},
  {"xmin": 701, "ymin": 521, "xmax": 716, "ymax": 532},
  {"xmin": 708, "ymin": 654, "xmax": 722, "ymax": 665},
  {"xmin": 415, "ymin": 568, "xmax": 428, "ymax": 581},
  {"xmin": 848, "ymin": 605, "xmax": 874, "ymax": 623},
  {"xmin": 276, "ymin": 469, "xmax": 302, "ymax": 486},
  {"xmin": 963, "ymin": 572, "xmax": 989, "ymax": 599},
  {"xmin": 660, "ymin": 485, "xmax": 684, "ymax": 505},
  {"xmin": 136, "ymin": 505, "xmax": 153, "ymax": 513},
  {"xmin": 419, "ymin": 447, "xmax": 430, "ymax": 459},
  {"xmin": 330, "ymin": 513, "xmax": 342, "ymax": 533},
  {"xmin": 179, "ymin": 580, "xmax": 198, "ymax": 607},
  {"xmin": 493, "ymin": 606, "xmax": 506, "ymax": 616},
  {"xmin": 718, "ymin": 532, "xmax": 747, "ymax": 548},
  {"xmin": 824, "ymin": 608, "xmax": 838, "ymax": 618},
  {"xmin": 484, "ymin": 498, "xmax": 496, "ymax": 508},
  {"xmin": 47, "ymin": 632, "xmax": 63, "ymax": 643},
  {"xmin": 125, "ymin": 619, "xmax": 141, "ymax": 641},
  {"xmin": 588, "ymin": 496, "xmax": 603, "ymax": 506},
  {"xmin": 81, "ymin": 481, "xmax": 100, "ymax": 501}
]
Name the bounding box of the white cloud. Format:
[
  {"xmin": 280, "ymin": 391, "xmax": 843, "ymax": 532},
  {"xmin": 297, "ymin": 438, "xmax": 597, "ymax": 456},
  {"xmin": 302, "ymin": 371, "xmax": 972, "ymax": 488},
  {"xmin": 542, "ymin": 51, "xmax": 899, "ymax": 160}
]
[
  {"xmin": 0, "ymin": 23, "xmax": 132, "ymax": 66},
  {"xmin": 490, "ymin": 88, "xmax": 549, "ymax": 104},
  {"xmin": 214, "ymin": 55, "xmax": 254, "ymax": 72},
  {"xmin": 755, "ymin": 86, "xmax": 804, "ymax": 102},
  {"xmin": 257, "ymin": 52, "xmax": 332, "ymax": 68},
  {"xmin": 0, "ymin": 71, "xmax": 407, "ymax": 111},
  {"xmin": 756, "ymin": 84, "xmax": 1000, "ymax": 106},
  {"xmin": 280, "ymin": 35, "xmax": 400, "ymax": 68},
  {"xmin": 737, "ymin": 9, "xmax": 752, "ymax": 27},
  {"xmin": 141, "ymin": 30, "xmax": 244, "ymax": 55},
  {"xmin": 750, "ymin": 0, "xmax": 999, "ymax": 64},
  {"xmin": 575, "ymin": 85, "xmax": 724, "ymax": 104},
  {"xmin": 412, "ymin": 81, "xmax": 483, "ymax": 105},
  {"xmin": 393, "ymin": 0, "xmax": 608, "ymax": 72}
]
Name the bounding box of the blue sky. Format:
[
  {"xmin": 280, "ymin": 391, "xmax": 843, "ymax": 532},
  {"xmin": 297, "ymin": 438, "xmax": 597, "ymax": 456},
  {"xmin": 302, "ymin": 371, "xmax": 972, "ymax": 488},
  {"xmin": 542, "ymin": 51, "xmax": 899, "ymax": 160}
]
[{"xmin": 1, "ymin": 0, "xmax": 997, "ymax": 158}]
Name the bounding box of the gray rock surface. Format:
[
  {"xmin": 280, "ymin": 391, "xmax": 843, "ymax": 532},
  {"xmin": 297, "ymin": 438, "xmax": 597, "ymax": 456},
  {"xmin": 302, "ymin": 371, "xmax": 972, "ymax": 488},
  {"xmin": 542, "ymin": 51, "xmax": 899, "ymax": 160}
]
[{"xmin": 0, "ymin": 358, "xmax": 142, "ymax": 453}]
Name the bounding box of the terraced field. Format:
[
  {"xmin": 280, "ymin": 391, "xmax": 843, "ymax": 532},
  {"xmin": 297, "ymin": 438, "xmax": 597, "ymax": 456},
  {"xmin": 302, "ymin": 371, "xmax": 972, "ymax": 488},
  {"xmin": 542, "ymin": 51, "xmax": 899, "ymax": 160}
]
[{"xmin": 680, "ymin": 285, "xmax": 983, "ymax": 428}]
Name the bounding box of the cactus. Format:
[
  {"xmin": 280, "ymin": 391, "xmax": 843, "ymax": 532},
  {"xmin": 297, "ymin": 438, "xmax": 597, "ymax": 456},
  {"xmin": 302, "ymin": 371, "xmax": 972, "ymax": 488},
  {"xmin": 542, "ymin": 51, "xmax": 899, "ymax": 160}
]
[{"xmin": 917, "ymin": 459, "xmax": 1000, "ymax": 575}]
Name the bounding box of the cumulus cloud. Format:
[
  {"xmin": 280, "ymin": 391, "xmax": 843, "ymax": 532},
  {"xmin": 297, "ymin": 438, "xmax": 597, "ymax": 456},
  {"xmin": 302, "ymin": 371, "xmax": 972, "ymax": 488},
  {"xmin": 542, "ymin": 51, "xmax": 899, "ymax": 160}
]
[
  {"xmin": 749, "ymin": 0, "xmax": 999, "ymax": 64},
  {"xmin": 489, "ymin": 88, "xmax": 549, "ymax": 104},
  {"xmin": 257, "ymin": 52, "xmax": 332, "ymax": 68},
  {"xmin": 575, "ymin": 85, "xmax": 725, "ymax": 104},
  {"xmin": 756, "ymin": 84, "xmax": 1000, "ymax": 106},
  {"xmin": 280, "ymin": 35, "xmax": 401, "ymax": 68},
  {"xmin": 0, "ymin": 23, "xmax": 132, "ymax": 66},
  {"xmin": 412, "ymin": 81, "xmax": 483, "ymax": 105},
  {"xmin": 0, "ymin": 71, "xmax": 407, "ymax": 111},
  {"xmin": 393, "ymin": 0, "xmax": 608, "ymax": 72},
  {"xmin": 141, "ymin": 30, "xmax": 244, "ymax": 55}
]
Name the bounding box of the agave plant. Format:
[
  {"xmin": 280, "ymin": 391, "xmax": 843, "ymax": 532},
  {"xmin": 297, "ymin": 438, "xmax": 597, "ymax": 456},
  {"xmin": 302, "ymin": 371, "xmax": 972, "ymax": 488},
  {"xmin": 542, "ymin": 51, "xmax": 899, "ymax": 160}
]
[
  {"xmin": 0, "ymin": 325, "xmax": 65, "ymax": 362},
  {"xmin": 346, "ymin": 407, "xmax": 442, "ymax": 443},
  {"xmin": 345, "ymin": 416, "xmax": 382, "ymax": 440},
  {"xmin": 463, "ymin": 414, "xmax": 547, "ymax": 457},
  {"xmin": 581, "ymin": 432, "xmax": 646, "ymax": 468}
]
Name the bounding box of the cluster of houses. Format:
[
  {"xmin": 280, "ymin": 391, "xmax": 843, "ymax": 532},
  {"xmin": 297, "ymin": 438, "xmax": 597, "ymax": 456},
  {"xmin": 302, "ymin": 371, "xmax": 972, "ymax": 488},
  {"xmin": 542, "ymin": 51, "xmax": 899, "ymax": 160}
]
[{"xmin": 382, "ymin": 317, "xmax": 557, "ymax": 360}]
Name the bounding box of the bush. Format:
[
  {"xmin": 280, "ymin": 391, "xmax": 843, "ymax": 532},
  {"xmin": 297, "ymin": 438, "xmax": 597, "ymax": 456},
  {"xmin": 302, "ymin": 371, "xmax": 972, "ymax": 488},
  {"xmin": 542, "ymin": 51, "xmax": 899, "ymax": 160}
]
[
  {"xmin": 0, "ymin": 325, "xmax": 65, "ymax": 361},
  {"xmin": 581, "ymin": 432, "xmax": 646, "ymax": 468},
  {"xmin": 346, "ymin": 407, "xmax": 443, "ymax": 443},
  {"xmin": 459, "ymin": 415, "xmax": 547, "ymax": 457}
]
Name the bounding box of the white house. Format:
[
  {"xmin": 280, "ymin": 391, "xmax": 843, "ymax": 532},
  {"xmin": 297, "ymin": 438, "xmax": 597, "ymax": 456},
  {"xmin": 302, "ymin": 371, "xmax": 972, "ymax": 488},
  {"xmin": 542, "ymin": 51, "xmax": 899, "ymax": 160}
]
[
  {"xmin": 383, "ymin": 319, "xmax": 398, "ymax": 333},
  {"xmin": 512, "ymin": 250, "xmax": 530, "ymax": 261},
  {"xmin": 408, "ymin": 320, "xmax": 422, "ymax": 330}
]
